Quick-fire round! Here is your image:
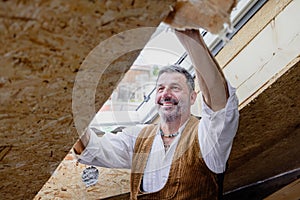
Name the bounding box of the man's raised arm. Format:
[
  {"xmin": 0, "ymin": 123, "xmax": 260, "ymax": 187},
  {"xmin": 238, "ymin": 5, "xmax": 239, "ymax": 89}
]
[{"xmin": 175, "ymin": 29, "xmax": 229, "ymax": 111}]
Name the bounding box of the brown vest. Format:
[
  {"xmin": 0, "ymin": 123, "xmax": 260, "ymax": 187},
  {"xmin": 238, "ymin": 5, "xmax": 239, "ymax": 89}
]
[{"xmin": 131, "ymin": 116, "xmax": 218, "ymax": 200}]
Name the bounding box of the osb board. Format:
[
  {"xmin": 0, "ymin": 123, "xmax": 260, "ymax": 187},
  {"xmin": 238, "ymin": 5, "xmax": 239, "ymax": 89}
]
[
  {"xmin": 34, "ymin": 153, "xmax": 131, "ymax": 200},
  {"xmin": 164, "ymin": 0, "xmax": 237, "ymax": 33},
  {"xmin": 0, "ymin": 0, "xmax": 176, "ymax": 199},
  {"xmin": 225, "ymin": 61, "xmax": 300, "ymax": 191}
]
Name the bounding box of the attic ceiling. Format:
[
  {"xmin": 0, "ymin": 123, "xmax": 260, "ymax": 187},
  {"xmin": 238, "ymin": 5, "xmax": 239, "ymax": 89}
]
[
  {"xmin": 0, "ymin": 0, "xmax": 299, "ymax": 199},
  {"xmin": 0, "ymin": 0, "xmax": 176, "ymax": 199}
]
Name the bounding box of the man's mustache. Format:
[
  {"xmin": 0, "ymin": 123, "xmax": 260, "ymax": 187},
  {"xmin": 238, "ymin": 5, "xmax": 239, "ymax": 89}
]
[{"xmin": 157, "ymin": 98, "xmax": 179, "ymax": 105}]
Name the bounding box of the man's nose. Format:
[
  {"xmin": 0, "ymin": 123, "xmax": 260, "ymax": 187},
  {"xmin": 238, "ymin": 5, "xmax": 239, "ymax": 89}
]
[{"xmin": 162, "ymin": 88, "xmax": 172, "ymax": 97}]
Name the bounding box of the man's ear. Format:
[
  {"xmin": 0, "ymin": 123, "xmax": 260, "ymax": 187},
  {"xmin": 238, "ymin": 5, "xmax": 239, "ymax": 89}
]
[{"xmin": 190, "ymin": 91, "xmax": 197, "ymax": 105}]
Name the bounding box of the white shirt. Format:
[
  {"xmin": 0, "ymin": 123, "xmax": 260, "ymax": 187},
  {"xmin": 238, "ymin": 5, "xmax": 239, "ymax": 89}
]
[{"xmin": 77, "ymin": 82, "xmax": 239, "ymax": 192}]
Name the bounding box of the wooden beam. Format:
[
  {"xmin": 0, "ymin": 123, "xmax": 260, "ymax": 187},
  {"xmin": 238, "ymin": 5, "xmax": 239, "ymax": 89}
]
[{"xmin": 264, "ymin": 179, "xmax": 300, "ymax": 200}]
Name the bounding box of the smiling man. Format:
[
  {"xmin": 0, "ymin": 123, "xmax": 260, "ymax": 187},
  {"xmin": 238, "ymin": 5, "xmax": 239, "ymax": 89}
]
[
  {"xmin": 156, "ymin": 67, "xmax": 197, "ymax": 123},
  {"xmin": 73, "ymin": 29, "xmax": 239, "ymax": 200}
]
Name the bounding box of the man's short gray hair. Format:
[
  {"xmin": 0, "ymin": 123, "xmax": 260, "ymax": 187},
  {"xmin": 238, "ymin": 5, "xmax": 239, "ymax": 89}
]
[{"xmin": 157, "ymin": 65, "xmax": 195, "ymax": 91}]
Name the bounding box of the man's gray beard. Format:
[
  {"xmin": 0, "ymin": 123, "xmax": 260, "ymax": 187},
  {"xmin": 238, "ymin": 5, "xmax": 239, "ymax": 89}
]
[
  {"xmin": 158, "ymin": 104, "xmax": 190, "ymax": 123},
  {"xmin": 160, "ymin": 112, "xmax": 178, "ymax": 122},
  {"xmin": 158, "ymin": 106, "xmax": 181, "ymax": 123}
]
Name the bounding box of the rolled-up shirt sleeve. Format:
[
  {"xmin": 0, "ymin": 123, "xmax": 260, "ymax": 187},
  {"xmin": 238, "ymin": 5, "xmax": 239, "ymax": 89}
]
[
  {"xmin": 77, "ymin": 126, "xmax": 142, "ymax": 169},
  {"xmin": 198, "ymin": 81, "xmax": 239, "ymax": 174}
]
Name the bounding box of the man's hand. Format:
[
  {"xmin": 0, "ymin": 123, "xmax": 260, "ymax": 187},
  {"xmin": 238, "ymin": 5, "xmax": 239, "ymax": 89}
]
[
  {"xmin": 175, "ymin": 29, "xmax": 202, "ymax": 43},
  {"xmin": 73, "ymin": 130, "xmax": 90, "ymax": 155}
]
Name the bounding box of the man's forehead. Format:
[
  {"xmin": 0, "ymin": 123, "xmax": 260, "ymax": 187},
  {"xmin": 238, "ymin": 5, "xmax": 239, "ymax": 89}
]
[{"xmin": 157, "ymin": 72, "xmax": 187, "ymax": 84}]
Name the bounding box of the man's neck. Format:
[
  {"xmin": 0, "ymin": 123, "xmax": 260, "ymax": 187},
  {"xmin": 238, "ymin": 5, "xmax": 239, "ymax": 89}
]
[{"xmin": 160, "ymin": 116, "xmax": 190, "ymax": 134}]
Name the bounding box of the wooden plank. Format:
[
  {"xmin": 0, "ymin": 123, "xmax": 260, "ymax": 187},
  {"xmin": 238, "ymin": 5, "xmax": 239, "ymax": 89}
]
[
  {"xmin": 34, "ymin": 152, "xmax": 131, "ymax": 200},
  {"xmin": 264, "ymin": 179, "xmax": 300, "ymax": 200},
  {"xmin": 221, "ymin": 0, "xmax": 300, "ymax": 108},
  {"xmin": 216, "ymin": 0, "xmax": 293, "ymax": 68}
]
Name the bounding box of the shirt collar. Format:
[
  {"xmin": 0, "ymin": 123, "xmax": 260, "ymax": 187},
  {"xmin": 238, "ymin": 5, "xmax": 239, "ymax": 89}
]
[{"xmin": 156, "ymin": 118, "xmax": 190, "ymax": 135}]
